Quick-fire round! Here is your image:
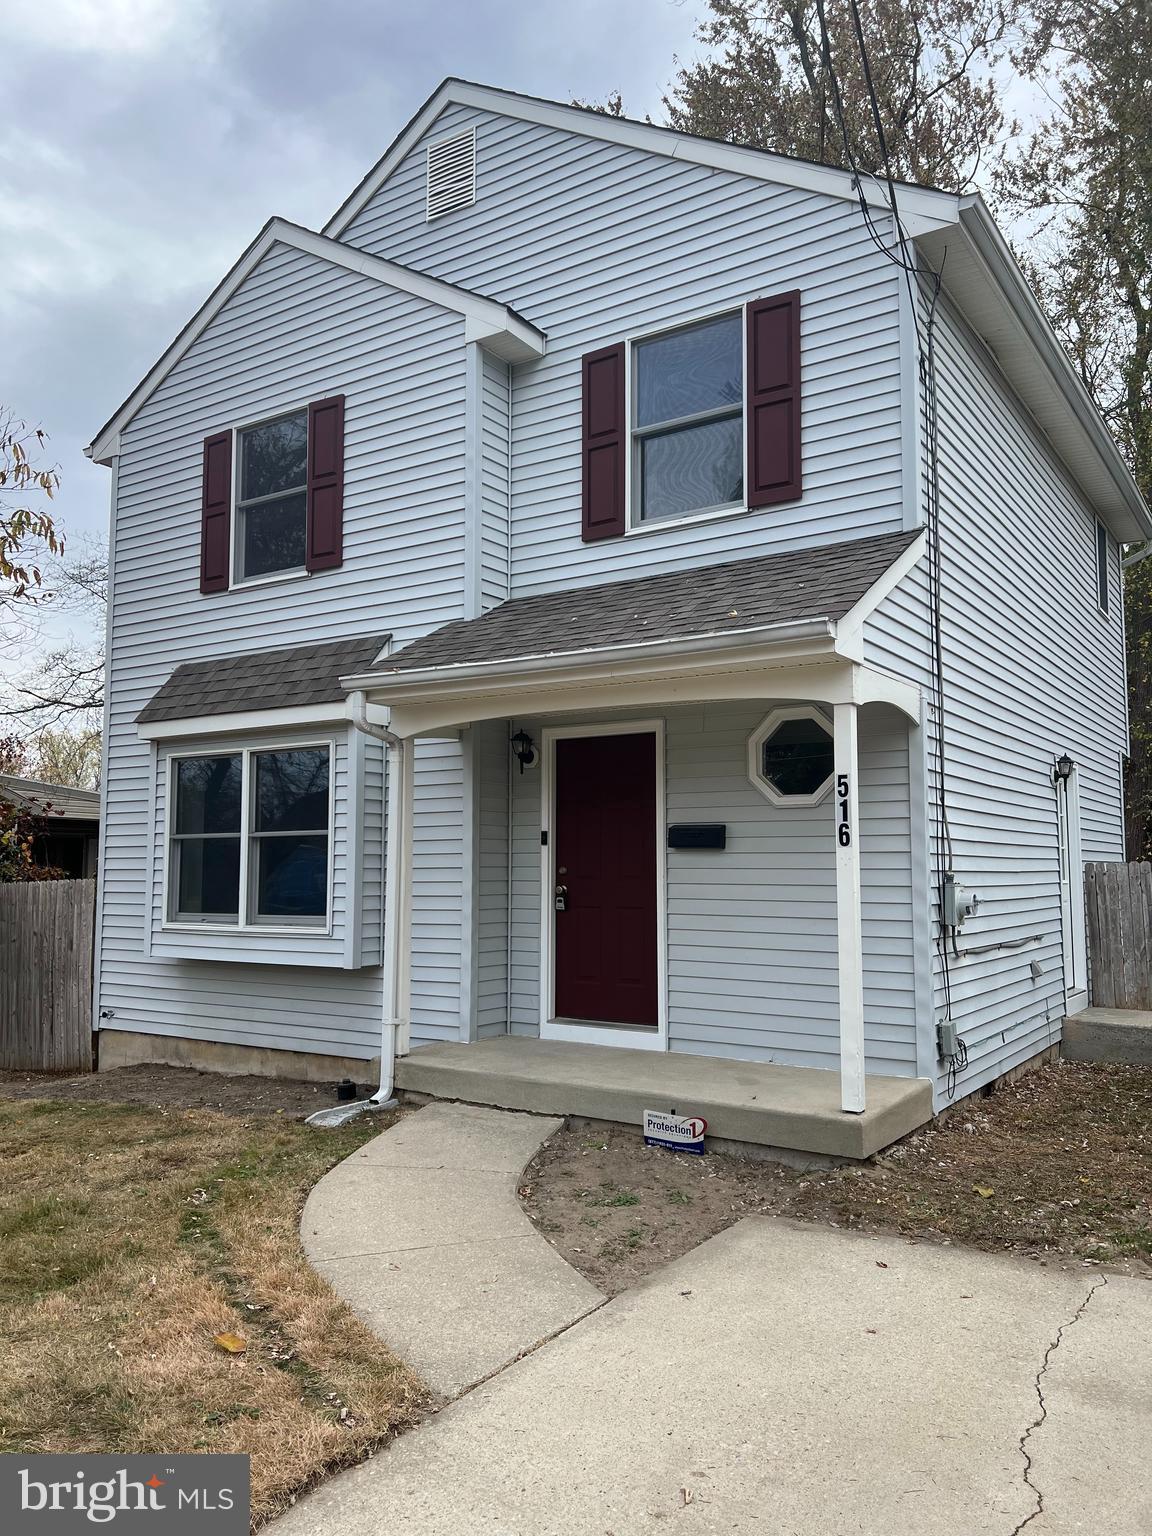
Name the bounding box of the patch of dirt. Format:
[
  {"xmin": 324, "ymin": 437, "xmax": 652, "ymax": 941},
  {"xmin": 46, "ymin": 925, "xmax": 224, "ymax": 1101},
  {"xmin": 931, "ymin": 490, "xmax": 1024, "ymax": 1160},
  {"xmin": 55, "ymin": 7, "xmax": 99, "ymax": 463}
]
[
  {"xmin": 0, "ymin": 1064, "xmax": 375, "ymax": 1119},
  {"xmin": 520, "ymin": 1059, "xmax": 1152, "ymax": 1297}
]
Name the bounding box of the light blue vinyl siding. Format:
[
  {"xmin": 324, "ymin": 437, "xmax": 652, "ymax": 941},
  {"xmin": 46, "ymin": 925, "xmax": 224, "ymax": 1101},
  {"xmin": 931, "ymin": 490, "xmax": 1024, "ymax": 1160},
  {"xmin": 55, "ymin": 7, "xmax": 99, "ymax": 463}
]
[
  {"xmin": 408, "ymin": 739, "xmax": 466, "ymax": 1046},
  {"xmin": 98, "ymin": 239, "xmax": 470, "ymax": 1059},
  {"xmin": 358, "ymin": 735, "xmax": 386, "ymax": 967},
  {"xmin": 341, "ymin": 104, "xmax": 907, "ymax": 593},
  {"xmin": 472, "ymin": 720, "xmax": 511, "ymax": 1038},
  {"xmin": 480, "ymin": 352, "xmax": 512, "ymax": 609},
  {"xmin": 502, "ymin": 703, "xmax": 916, "ymax": 1074},
  {"xmin": 865, "ymin": 293, "xmax": 1129, "ymax": 1101}
]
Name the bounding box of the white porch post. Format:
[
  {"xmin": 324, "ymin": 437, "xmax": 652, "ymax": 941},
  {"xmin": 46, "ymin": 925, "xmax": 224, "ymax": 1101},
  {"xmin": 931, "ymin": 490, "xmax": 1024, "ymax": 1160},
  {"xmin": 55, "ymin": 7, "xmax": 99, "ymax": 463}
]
[{"xmin": 834, "ymin": 701, "xmax": 866, "ymax": 1114}]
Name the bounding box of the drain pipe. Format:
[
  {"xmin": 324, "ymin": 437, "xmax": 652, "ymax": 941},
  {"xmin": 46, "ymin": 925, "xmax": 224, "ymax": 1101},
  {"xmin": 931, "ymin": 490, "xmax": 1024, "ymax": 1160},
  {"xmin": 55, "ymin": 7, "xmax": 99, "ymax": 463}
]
[{"xmin": 307, "ymin": 689, "xmax": 408, "ymax": 1126}]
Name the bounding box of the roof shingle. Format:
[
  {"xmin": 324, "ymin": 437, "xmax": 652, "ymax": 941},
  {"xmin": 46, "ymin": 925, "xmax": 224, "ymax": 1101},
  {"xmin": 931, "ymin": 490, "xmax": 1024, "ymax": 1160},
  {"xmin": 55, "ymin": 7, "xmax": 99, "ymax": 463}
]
[
  {"xmin": 137, "ymin": 634, "xmax": 390, "ymax": 724},
  {"xmin": 378, "ymin": 531, "xmax": 919, "ymax": 675}
]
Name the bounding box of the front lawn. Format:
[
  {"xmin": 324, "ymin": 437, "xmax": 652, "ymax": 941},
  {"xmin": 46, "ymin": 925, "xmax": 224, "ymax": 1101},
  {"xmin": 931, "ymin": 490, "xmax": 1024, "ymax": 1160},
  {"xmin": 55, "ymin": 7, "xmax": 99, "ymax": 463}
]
[{"xmin": 0, "ymin": 1094, "xmax": 425, "ymax": 1527}]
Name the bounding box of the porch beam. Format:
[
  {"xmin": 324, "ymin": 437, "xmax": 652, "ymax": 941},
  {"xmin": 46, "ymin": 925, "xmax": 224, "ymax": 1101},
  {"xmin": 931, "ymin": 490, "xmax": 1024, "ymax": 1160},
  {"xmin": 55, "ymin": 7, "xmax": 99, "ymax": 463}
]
[
  {"xmin": 834, "ymin": 701, "xmax": 866, "ymax": 1114},
  {"xmin": 378, "ymin": 661, "xmax": 920, "ymax": 740}
]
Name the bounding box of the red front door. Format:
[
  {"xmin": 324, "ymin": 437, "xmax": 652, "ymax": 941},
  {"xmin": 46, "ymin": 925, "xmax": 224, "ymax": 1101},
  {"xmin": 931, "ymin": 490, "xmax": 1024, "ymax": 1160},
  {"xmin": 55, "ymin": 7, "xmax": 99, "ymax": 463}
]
[{"xmin": 553, "ymin": 732, "xmax": 658, "ymax": 1027}]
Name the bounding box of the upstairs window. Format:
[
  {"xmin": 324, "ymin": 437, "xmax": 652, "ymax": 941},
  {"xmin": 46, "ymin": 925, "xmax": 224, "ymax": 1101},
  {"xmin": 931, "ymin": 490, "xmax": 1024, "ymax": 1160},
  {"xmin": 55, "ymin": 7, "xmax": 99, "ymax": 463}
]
[
  {"xmin": 236, "ymin": 410, "xmax": 308, "ymax": 581},
  {"xmin": 633, "ymin": 313, "xmax": 743, "ymax": 523},
  {"xmin": 1096, "ymin": 520, "xmax": 1111, "ymax": 615},
  {"xmin": 200, "ymin": 396, "xmax": 344, "ymax": 593},
  {"xmin": 169, "ymin": 744, "xmax": 331, "ymax": 928}
]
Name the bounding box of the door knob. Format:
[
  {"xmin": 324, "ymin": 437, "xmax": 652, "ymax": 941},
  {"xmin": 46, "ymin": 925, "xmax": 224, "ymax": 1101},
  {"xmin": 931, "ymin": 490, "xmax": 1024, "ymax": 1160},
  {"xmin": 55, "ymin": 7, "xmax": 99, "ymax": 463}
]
[{"xmin": 554, "ymin": 884, "xmax": 568, "ymax": 912}]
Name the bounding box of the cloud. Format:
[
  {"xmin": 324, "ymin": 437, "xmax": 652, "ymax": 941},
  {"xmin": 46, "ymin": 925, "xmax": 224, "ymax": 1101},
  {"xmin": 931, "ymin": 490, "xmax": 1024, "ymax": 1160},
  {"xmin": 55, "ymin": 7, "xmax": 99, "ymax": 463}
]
[{"xmin": 1, "ymin": 0, "xmax": 703, "ymax": 658}]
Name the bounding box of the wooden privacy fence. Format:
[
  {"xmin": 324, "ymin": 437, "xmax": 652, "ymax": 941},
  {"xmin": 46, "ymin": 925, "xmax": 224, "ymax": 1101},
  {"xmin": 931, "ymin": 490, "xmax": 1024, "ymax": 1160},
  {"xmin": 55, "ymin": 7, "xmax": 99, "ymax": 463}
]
[
  {"xmin": 1084, "ymin": 861, "xmax": 1152, "ymax": 1010},
  {"xmin": 0, "ymin": 879, "xmax": 96, "ymax": 1072}
]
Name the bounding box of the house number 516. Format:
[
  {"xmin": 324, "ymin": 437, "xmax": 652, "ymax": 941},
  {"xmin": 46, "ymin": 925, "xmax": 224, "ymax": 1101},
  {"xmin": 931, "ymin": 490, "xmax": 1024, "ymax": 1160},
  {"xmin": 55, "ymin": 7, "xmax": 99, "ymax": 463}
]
[{"xmin": 836, "ymin": 774, "xmax": 852, "ymax": 847}]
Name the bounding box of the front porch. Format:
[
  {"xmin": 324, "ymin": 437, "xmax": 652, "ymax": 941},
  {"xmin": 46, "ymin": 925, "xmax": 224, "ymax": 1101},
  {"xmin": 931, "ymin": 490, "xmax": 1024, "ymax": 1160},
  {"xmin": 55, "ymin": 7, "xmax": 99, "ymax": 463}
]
[{"xmin": 396, "ymin": 1036, "xmax": 933, "ymax": 1160}]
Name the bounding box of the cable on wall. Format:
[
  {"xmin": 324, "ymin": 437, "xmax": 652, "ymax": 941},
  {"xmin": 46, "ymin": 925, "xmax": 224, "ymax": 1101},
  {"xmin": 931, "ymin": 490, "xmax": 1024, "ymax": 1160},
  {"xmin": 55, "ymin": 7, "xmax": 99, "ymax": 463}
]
[{"xmin": 814, "ymin": 0, "xmax": 960, "ymax": 1089}]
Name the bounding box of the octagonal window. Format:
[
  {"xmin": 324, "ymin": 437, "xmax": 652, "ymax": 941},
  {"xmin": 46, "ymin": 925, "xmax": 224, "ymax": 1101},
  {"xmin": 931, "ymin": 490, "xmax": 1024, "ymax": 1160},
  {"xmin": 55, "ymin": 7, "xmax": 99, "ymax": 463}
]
[{"xmin": 748, "ymin": 707, "xmax": 834, "ymax": 805}]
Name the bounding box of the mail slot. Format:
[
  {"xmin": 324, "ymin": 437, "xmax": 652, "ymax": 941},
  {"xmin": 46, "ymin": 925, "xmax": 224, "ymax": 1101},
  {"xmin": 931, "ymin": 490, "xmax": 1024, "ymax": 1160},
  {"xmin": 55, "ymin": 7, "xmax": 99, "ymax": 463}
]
[{"xmin": 667, "ymin": 823, "xmax": 726, "ymax": 850}]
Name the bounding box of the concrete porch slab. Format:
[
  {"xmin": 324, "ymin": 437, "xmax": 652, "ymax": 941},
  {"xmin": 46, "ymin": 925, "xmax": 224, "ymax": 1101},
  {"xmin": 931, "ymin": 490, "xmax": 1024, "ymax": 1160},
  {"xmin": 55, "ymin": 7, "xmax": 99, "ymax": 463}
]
[
  {"xmin": 1063, "ymin": 1007, "xmax": 1152, "ymax": 1064},
  {"xmin": 395, "ymin": 1037, "xmax": 931, "ymax": 1160}
]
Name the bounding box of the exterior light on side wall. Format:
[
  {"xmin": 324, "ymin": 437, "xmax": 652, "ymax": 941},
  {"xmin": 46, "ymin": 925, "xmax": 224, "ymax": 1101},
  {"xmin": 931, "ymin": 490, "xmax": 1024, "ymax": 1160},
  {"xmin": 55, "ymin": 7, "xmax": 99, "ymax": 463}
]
[
  {"xmin": 1053, "ymin": 752, "xmax": 1075, "ymax": 785},
  {"xmin": 511, "ymin": 728, "xmax": 538, "ymax": 774}
]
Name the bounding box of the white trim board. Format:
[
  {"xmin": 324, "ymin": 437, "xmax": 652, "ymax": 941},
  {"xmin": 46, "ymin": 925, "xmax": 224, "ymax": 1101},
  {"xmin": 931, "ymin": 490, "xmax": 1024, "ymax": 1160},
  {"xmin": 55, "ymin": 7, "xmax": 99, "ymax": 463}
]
[
  {"xmin": 539, "ymin": 720, "xmax": 669, "ymax": 1052},
  {"xmin": 138, "ymin": 701, "xmax": 352, "ymax": 741},
  {"xmin": 85, "ymin": 217, "xmax": 546, "ymax": 465}
]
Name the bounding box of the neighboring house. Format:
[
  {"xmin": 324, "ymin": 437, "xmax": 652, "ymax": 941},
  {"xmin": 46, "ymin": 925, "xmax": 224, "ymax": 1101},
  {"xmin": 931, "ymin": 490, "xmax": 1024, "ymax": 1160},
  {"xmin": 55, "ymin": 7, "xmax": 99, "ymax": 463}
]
[
  {"xmin": 84, "ymin": 81, "xmax": 1151, "ymax": 1156},
  {"xmin": 0, "ymin": 774, "xmax": 100, "ymax": 878}
]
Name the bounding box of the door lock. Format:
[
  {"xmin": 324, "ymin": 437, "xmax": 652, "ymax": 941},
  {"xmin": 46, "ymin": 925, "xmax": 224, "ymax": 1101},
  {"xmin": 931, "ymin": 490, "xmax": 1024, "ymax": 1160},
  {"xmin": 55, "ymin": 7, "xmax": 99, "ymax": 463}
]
[{"xmin": 554, "ymin": 884, "xmax": 568, "ymax": 912}]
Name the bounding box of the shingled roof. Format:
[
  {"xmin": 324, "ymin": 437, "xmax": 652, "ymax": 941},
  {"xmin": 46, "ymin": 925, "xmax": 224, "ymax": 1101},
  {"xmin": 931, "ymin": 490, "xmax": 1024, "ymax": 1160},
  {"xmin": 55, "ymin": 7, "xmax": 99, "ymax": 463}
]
[
  {"xmin": 137, "ymin": 634, "xmax": 390, "ymax": 724},
  {"xmin": 377, "ymin": 530, "xmax": 920, "ymax": 676}
]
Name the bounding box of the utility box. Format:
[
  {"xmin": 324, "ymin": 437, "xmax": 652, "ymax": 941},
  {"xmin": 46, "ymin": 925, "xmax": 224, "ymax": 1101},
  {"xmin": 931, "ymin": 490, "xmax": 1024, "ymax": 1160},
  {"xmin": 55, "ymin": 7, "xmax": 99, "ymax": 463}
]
[{"xmin": 943, "ymin": 874, "xmax": 978, "ymax": 927}]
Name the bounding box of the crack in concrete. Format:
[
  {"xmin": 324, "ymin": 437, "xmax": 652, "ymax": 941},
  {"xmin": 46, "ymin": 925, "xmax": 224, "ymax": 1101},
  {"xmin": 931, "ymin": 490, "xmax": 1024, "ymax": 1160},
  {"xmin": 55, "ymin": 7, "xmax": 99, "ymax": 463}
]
[{"xmin": 1010, "ymin": 1273, "xmax": 1108, "ymax": 1536}]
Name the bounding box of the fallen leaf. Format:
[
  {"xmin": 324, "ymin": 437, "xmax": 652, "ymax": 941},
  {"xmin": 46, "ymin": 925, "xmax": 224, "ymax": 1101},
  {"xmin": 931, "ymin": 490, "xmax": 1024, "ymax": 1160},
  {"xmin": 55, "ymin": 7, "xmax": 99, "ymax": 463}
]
[
  {"xmin": 213, "ymin": 1332, "xmax": 247, "ymax": 1355},
  {"xmin": 875, "ymin": 1260, "xmax": 888, "ymax": 1268},
  {"xmin": 974, "ymin": 1186, "xmax": 995, "ymax": 1199}
]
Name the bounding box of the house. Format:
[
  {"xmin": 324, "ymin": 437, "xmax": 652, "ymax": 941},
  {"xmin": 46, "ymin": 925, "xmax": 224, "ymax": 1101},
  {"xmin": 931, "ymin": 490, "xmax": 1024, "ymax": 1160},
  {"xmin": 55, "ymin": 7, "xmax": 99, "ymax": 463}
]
[
  {"xmin": 84, "ymin": 80, "xmax": 1150, "ymax": 1159},
  {"xmin": 0, "ymin": 774, "xmax": 100, "ymax": 878}
]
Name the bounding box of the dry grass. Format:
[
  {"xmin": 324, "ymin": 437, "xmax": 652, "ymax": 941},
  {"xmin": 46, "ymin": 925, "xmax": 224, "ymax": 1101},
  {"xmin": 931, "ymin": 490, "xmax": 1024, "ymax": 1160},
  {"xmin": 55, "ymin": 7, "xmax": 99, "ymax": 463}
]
[{"xmin": 0, "ymin": 1098, "xmax": 427, "ymax": 1527}]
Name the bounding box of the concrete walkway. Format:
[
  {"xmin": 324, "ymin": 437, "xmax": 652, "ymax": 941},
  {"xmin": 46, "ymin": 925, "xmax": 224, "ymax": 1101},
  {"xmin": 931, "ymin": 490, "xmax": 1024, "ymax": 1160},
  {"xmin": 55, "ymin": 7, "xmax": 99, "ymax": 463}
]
[
  {"xmin": 300, "ymin": 1101, "xmax": 603, "ymax": 1396},
  {"xmin": 279, "ymin": 1215, "xmax": 1151, "ymax": 1535}
]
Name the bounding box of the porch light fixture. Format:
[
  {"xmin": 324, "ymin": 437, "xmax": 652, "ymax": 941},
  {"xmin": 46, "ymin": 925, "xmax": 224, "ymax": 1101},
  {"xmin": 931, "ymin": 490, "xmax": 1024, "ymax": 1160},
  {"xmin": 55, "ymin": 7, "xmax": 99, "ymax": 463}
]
[
  {"xmin": 510, "ymin": 728, "xmax": 538, "ymax": 774},
  {"xmin": 1053, "ymin": 752, "xmax": 1075, "ymax": 785}
]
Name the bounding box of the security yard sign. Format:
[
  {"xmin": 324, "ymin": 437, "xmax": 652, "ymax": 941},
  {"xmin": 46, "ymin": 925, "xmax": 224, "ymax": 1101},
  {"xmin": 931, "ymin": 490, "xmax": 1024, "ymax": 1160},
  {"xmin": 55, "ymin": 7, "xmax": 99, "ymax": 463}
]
[{"xmin": 643, "ymin": 1110, "xmax": 707, "ymax": 1154}]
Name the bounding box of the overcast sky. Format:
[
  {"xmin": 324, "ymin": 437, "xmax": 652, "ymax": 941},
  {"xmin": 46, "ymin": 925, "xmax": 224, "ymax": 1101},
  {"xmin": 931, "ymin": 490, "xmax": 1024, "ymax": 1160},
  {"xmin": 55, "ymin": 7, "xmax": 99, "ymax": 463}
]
[{"xmin": 2, "ymin": 0, "xmax": 700, "ymax": 628}]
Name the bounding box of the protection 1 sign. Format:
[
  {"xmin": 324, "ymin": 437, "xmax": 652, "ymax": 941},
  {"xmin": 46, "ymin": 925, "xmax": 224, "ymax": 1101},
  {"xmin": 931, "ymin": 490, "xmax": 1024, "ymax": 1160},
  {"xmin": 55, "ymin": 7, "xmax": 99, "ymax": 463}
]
[{"xmin": 643, "ymin": 1111, "xmax": 707, "ymax": 1154}]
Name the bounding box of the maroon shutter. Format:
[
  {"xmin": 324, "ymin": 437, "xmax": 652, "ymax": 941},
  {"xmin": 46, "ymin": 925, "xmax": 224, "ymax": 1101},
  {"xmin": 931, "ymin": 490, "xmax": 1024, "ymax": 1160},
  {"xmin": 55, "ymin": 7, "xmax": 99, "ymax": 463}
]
[
  {"xmin": 581, "ymin": 343, "xmax": 626, "ymax": 541},
  {"xmin": 200, "ymin": 431, "xmax": 232, "ymax": 593},
  {"xmin": 307, "ymin": 395, "xmax": 345, "ymax": 571},
  {"xmin": 746, "ymin": 291, "xmax": 802, "ymax": 508}
]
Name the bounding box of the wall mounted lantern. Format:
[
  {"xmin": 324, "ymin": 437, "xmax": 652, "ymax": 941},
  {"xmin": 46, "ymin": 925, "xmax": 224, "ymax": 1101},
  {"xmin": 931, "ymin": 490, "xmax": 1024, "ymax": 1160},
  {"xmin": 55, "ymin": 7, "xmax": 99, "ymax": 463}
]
[
  {"xmin": 511, "ymin": 729, "xmax": 538, "ymax": 774},
  {"xmin": 1053, "ymin": 752, "xmax": 1075, "ymax": 785}
]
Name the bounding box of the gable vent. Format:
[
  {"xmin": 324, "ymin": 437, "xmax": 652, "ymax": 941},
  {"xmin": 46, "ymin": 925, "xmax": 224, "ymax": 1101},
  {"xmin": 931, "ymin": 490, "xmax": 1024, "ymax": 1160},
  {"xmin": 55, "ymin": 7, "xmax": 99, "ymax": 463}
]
[{"xmin": 426, "ymin": 129, "xmax": 476, "ymax": 220}]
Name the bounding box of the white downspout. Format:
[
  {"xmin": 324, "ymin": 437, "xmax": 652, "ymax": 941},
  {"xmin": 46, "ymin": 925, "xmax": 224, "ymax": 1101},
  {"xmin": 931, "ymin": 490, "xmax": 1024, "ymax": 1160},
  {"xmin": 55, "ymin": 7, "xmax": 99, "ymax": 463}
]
[{"xmin": 307, "ymin": 689, "xmax": 408, "ymax": 1125}]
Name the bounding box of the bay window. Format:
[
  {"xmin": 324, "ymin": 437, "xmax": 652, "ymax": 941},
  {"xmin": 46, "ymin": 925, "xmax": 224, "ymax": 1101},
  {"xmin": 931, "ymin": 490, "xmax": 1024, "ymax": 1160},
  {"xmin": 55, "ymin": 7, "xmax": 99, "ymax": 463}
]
[{"xmin": 169, "ymin": 744, "xmax": 331, "ymax": 927}]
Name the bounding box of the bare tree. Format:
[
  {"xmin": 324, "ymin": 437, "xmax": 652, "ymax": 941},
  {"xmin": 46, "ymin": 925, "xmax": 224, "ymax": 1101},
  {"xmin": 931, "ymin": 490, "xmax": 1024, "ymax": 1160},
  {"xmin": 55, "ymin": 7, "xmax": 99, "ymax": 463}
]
[
  {"xmin": 4, "ymin": 536, "xmax": 106, "ymax": 733},
  {"xmin": 999, "ymin": 1, "xmax": 1152, "ymax": 854},
  {"xmin": 661, "ymin": 0, "xmax": 1031, "ymax": 192},
  {"xmin": 0, "ymin": 412, "xmax": 62, "ymax": 607}
]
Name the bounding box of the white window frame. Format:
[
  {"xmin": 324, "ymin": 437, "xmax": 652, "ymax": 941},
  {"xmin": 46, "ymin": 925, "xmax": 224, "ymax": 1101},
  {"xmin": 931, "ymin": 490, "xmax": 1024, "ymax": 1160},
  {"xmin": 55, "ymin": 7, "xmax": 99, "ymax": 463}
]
[
  {"xmin": 624, "ymin": 306, "xmax": 747, "ymax": 534},
  {"xmin": 230, "ymin": 405, "xmax": 311, "ymax": 590},
  {"xmin": 163, "ymin": 737, "xmax": 336, "ymax": 935},
  {"xmin": 748, "ymin": 704, "xmax": 835, "ymax": 806},
  {"xmin": 1095, "ymin": 519, "xmax": 1111, "ymax": 617}
]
